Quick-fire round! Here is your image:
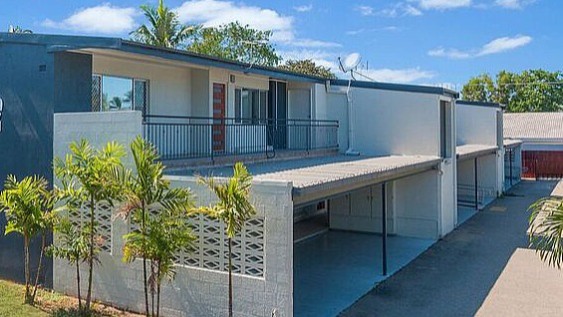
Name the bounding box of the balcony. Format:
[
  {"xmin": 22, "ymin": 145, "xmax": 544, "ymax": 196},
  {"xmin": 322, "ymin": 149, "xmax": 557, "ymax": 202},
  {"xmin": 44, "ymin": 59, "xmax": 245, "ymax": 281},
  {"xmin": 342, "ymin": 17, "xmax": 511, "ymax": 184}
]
[{"xmin": 142, "ymin": 115, "xmax": 339, "ymax": 163}]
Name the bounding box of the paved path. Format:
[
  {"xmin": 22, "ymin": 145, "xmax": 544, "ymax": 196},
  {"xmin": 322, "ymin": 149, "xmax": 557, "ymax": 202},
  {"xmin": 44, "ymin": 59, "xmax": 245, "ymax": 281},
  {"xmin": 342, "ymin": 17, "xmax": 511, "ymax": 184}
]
[
  {"xmin": 340, "ymin": 180, "xmax": 557, "ymax": 317},
  {"xmin": 476, "ymin": 248, "xmax": 563, "ymax": 316}
]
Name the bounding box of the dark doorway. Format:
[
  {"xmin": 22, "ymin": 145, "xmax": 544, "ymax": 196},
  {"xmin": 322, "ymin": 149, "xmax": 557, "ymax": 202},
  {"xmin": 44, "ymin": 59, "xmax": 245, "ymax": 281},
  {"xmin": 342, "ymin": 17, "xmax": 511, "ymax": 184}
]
[{"xmin": 268, "ymin": 81, "xmax": 287, "ymax": 149}]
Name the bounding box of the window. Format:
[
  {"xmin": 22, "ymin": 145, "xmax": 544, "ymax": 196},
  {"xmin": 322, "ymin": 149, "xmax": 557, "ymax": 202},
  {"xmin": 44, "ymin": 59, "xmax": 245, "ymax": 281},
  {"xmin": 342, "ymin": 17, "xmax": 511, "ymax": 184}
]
[
  {"xmin": 440, "ymin": 101, "xmax": 452, "ymax": 158},
  {"xmin": 234, "ymin": 88, "xmax": 267, "ymax": 124},
  {"xmin": 91, "ymin": 75, "xmax": 148, "ymax": 113}
]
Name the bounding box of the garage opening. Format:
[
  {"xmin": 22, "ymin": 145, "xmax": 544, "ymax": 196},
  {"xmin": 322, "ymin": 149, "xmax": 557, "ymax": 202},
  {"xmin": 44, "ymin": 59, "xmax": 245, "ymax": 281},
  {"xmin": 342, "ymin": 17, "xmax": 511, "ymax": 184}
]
[
  {"xmin": 456, "ymin": 149, "xmax": 498, "ymax": 225},
  {"xmin": 293, "ymin": 169, "xmax": 439, "ymax": 317}
]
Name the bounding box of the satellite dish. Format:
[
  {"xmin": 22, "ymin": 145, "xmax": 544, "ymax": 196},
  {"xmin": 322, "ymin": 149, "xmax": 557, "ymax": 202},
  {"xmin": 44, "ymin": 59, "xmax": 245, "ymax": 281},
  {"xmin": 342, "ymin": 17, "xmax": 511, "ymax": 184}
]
[{"xmin": 339, "ymin": 53, "xmax": 362, "ymax": 73}]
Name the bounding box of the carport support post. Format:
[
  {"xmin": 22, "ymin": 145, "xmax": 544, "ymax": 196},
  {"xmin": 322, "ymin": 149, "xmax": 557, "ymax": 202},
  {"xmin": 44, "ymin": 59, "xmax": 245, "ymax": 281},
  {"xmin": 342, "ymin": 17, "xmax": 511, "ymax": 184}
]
[
  {"xmin": 382, "ymin": 182, "xmax": 388, "ymax": 276},
  {"xmin": 474, "ymin": 157, "xmax": 479, "ymax": 210},
  {"xmin": 509, "ymin": 149, "xmax": 513, "ymax": 186}
]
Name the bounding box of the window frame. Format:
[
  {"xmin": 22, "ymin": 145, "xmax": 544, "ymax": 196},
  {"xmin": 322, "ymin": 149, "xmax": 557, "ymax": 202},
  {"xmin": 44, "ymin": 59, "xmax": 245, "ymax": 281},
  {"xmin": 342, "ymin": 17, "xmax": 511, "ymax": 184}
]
[
  {"xmin": 234, "ymin": 87, "xmax": 268, "ymax": 124},
  {"xmin": 92, "ymin": 74, "xmax": 149, "ymax": 114}
]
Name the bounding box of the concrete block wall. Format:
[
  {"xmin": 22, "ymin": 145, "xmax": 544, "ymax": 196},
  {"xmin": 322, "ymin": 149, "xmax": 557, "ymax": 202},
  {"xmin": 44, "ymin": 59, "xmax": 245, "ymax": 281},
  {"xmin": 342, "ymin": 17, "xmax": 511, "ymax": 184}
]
[{"xmin": 53, "ymin": 111, "xmax": 295, "ymax": 317}]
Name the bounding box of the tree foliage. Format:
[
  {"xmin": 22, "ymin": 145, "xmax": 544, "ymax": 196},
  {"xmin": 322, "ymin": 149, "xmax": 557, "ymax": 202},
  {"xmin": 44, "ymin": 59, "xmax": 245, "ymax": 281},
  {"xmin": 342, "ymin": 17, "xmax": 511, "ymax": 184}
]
[
  {"xmin": 198, "ymin": 162, "xmax": 256, "ymax": 317},
  {"xmin": 119, "ymin": 136, "xmax": 197, "ymax": 317},
  {"xmin": 131, "ymin": 0, "xmax": 198, "ymax": 49},
  {"xmin": 0, "ymin": 175, "xmax": 57, "ymax": 305},
  {"xmin": 279, "ymin": 59, "xmax": 337, "ymax": 79},
  {"xmin": 47, "ymin": 217, "xmax": 89, "ymax": 311},
  {"xmin": 189, "ymin": 21, "xmax": 281, "ymax": 67},
  {"xmin": 461, "ymin": 69, "xmax": 563, "ymax": 112},
  {"xmin": 54, "ymin": 140, "xmax": 125, "ymax": 313}
]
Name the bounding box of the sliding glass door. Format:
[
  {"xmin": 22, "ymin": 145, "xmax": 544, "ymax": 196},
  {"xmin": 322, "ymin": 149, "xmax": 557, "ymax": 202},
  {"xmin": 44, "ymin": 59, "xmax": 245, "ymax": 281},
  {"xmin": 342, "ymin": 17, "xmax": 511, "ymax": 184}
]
[{"xmin": 268, "ymin": 81, "xmax": 288, "ymax": 149}]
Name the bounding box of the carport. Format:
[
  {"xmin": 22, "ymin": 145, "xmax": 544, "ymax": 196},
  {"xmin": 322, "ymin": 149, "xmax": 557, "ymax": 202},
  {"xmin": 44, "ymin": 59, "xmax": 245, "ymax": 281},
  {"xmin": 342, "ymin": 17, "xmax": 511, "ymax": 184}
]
[
  {"xmin": 247, "ymin": 154, "xmax": 442, "ymax": 317},
  {"xmin": 173, "ymin": 154, "xmax": 445, "ymax": 317},
  {"xmin": 456, "ymin": 144, "xmax": 499, "ymax": 223}
]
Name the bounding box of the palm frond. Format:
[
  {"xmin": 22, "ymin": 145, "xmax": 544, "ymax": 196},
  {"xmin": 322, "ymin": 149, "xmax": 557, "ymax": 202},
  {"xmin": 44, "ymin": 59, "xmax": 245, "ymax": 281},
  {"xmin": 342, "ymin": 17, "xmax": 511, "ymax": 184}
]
[{"xmin": 528, "ymin": 196, "xmax": 563, "ymax": 269}]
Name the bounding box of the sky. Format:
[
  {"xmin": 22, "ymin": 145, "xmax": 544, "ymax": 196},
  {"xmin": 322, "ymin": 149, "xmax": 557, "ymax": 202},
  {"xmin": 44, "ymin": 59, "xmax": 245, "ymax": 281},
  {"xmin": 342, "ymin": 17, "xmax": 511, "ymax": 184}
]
[{"xmin": 1, "ymin": 0, "xmax": 561, "ymax": 89}]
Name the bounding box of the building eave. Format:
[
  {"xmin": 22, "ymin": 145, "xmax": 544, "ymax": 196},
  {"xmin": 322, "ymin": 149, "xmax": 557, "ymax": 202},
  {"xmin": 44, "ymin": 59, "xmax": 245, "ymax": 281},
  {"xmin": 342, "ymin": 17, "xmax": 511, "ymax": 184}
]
[
  {"xmin": 330, "ymin": 79, "xmax": 459, "ymax": 98},
  {"xmin": 0, "ymin": 32, "xmax": 326, "ymax": 84}
]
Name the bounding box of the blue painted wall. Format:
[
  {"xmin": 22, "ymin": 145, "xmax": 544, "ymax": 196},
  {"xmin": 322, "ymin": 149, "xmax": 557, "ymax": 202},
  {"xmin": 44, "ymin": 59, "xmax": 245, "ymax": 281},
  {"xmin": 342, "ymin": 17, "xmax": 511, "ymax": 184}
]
[{"xmin": 0, "ymin": 43, "xmax": 92, "ymax": 287}]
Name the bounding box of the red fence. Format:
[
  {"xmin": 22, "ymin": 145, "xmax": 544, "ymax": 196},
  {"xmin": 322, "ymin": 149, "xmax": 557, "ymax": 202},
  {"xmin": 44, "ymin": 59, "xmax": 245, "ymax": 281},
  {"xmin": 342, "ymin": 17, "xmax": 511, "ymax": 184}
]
[{"xmin": 523, "ymin": 151, "xmax": 563, "ymax": 179}]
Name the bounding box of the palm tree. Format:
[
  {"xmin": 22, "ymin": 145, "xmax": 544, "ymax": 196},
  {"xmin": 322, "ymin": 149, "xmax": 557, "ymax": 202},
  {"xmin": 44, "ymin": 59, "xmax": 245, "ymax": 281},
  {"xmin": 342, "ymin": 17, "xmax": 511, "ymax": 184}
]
[
  {"xmin": 8, "ymin": 25, "xmax": 33, "ymax": 34},
  {"xmin": 47, "ymin": 217, "xmax": 89, "ymax": 312},
  {"xmin": 0, "ymin": 175, "xmax": 57, "ymax": 305},
  {"xmin": 528, "ymin": 196, "xmax": 563, "ymax": 268},
  {"xmin": 131, "ymin": 0, "xmax": 198, "ymax": 49},
  {"xmin": 54, "ymin": 140, "xmax": 126, "ymax": 312},
  {"xmin": 199, "ymin": 162, "xmax": 256, "ymax": 317},
  {"xmin": 120, "ymin": 136, "xmax": 197, "ymax": 317}
]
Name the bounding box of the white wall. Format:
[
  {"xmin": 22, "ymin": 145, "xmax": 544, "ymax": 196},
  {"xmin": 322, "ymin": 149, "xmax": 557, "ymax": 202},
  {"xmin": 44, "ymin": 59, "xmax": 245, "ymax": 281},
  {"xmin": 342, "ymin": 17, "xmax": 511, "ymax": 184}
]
[
  {"xmin": 325, "ymin": 92, "xmax": 348, "ymax": 153},
  {"xmin": 191, "ymin": 68, "xmax": 210, "ymax": 117},
  {"xmin": 394, "ymin": 170, "xmax": 441, "ymax": 239},
  {"xmin": 456, "ymin": 103, "xmax": 504, "ymax": 199},
  {"xmin": 349, "ymin": 88, "xmax": 443, "ymax": 156},
  {"xmin": 328, "ymin": 169, "xmax": 444, "ymax": 240},
  {"xmin": 456, "ymin": 104, "xmax": 500, "ymax": 146},
  {"xmin": 53, "ymin": 111, "xmax": 295, "ymax": 317},
  {"xmin": 93, "ymin": 55, "xmax": 193, "ymax": 117},
  {"xmin": 440, "ymin": 159, "xmax": 457, "ymax": 235},
  {"xmin": 329, "ymin": 183, "xmax": 395, "ymax": 234},
  {"xmin": 478, "ymin": 154, "xmax": 499, "ymax": 204}
]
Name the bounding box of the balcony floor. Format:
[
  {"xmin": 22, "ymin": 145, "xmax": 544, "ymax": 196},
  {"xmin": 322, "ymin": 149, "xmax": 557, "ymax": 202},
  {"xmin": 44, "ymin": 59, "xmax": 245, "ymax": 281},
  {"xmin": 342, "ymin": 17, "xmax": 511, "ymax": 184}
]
[{"xmin": 166, "ymin": 153, "xmax": 366, "ymax": 178}]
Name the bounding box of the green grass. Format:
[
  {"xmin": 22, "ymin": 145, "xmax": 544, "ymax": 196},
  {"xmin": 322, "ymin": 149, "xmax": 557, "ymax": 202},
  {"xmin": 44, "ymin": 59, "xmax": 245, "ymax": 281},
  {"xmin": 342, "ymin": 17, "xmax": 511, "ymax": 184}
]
[
  {"xmin": 0, "ymin": 279, "xmax": 139, "ymax": 317},
  {"xmin": 0, "ymin": 279, "xmax": 47, "ymax": 317}
]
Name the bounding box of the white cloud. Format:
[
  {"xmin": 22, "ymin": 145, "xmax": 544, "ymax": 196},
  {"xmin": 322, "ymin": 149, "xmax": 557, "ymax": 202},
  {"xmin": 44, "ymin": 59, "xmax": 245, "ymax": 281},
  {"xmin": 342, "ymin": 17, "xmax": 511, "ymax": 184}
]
[
  {"xmin": 414, "ymin": 0, "xmax": 472, "ymax": 10},
  {"xmin": 477, "ymin": 35, "xmax": 532, "ymax": 55},
  {"xmin": 42, "ymin": 3, "xmax": 138, "ymax": 34},
  {"xmin": 290, "ymin": 39, "xmax": 342, "ymax": 48},
  {"xmin": 175, "ymin": 0, "xmax": 294, "ymax": 41},
  {"xmin": 379, "ymin": 3, "xmax": 423, "ymax": 17},
  {"xmin": 495, "ymin": 0, "xmax": 536, "ymax": 9},
  {"xmin": 357, "ymin": 3, "xmax": 422, "ymax": 17},
  {"xmin": 355, "ymin": 5, "xmax": 375, "ymax": 16},
  {"xmin": 176, "ymin": 0, "xmax": 333, "ymax": 47},
  {"xmin": 346, "ymin": 26, "xmax": 401, "ymax": 35},
  {"xmin": 280, "ymin": 49, "xmax": 436, "ymax": 83},
  {"xmin": 428, "ymin": 47, "xmax": 472, "ymax": 59},
  {"xmin": 294, "ymin": 4, "xmax": 313, "ymax": 12},
  {"xmin": 355, "ymin": 67, "xmax": 435, "ymax": 83},
  {"xmin": 428, "ymin": 35, "xmax": 532, "ymax": 59}
]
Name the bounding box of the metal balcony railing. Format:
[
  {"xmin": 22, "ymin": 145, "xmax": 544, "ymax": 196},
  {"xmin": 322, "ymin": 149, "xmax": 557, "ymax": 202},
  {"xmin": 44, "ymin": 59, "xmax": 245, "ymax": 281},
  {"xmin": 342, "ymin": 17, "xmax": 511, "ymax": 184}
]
[{"xmin": 142, "ymin": 115, "xmax": 339, "ymax": 161}]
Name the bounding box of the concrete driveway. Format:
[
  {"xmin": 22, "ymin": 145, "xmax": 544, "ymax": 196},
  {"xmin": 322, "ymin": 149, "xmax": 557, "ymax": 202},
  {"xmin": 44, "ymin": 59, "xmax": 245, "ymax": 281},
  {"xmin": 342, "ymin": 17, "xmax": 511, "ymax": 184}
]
[{"xmin": 340, "ymin": 180, "xmax": 558, "ymax": 317}]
